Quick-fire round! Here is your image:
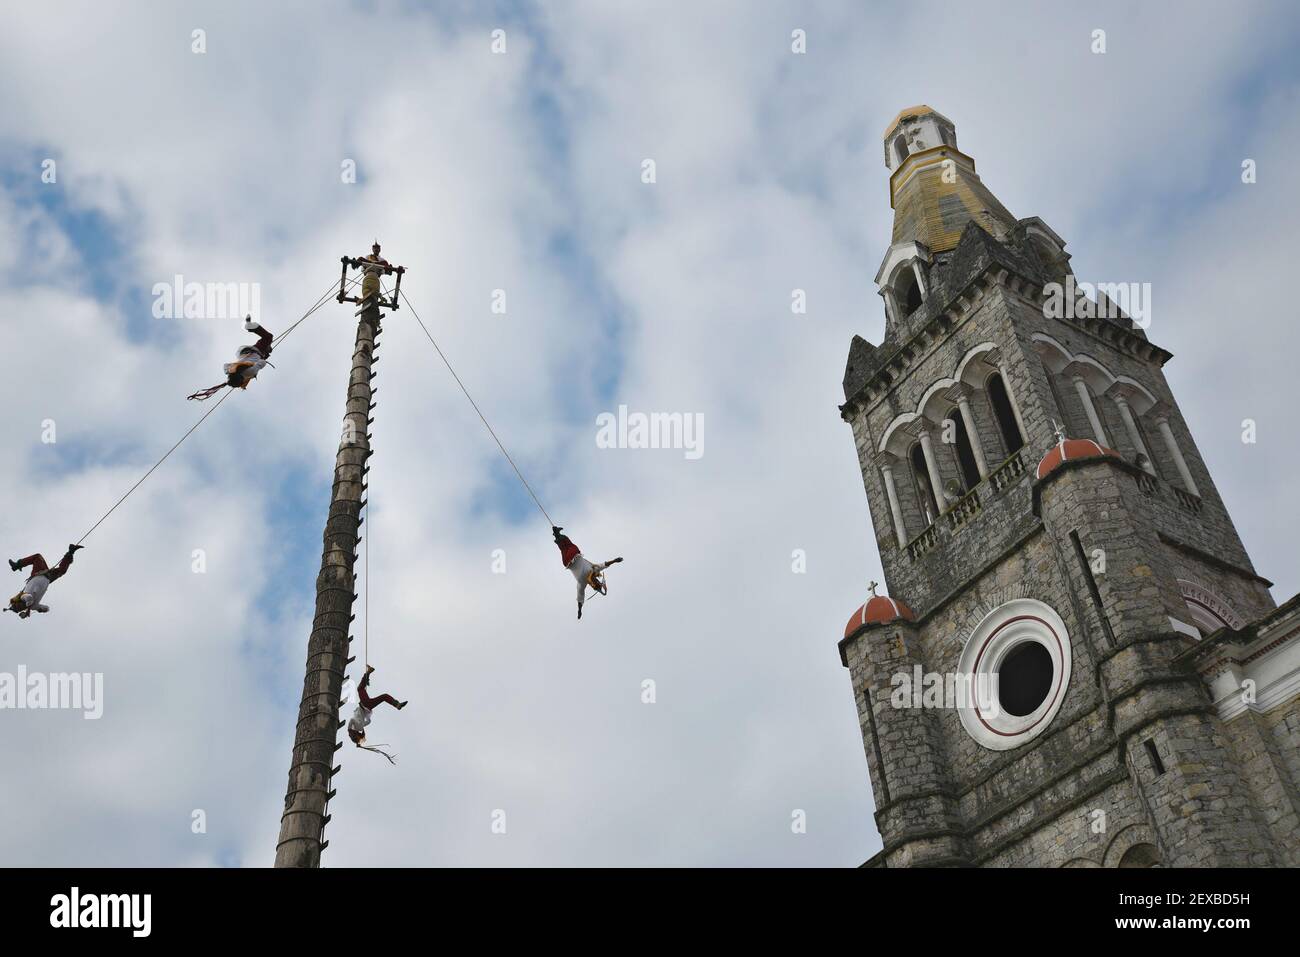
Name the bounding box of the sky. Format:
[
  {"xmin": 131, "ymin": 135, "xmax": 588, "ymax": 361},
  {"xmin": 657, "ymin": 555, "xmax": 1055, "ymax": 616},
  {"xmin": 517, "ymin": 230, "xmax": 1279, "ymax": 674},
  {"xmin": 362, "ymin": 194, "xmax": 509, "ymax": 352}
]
[{"xmin": 0, "ymin": 0, "xmax": 1297, "ymax": 867}]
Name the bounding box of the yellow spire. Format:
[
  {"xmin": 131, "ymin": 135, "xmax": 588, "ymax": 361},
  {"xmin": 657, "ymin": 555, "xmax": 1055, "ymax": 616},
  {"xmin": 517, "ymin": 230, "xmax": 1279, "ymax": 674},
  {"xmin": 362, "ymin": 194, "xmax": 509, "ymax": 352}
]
[{"xmin": 881, "ymin": 106, "xmax": 1016, "ymax": 253}]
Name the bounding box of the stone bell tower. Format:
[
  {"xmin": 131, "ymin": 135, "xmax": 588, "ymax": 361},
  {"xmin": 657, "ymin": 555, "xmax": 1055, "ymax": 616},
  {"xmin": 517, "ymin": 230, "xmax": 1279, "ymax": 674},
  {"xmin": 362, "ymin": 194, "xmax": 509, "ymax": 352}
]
[{"xmin": 837, "ymin": 106, "xmax": 1300, "ymax": 868}]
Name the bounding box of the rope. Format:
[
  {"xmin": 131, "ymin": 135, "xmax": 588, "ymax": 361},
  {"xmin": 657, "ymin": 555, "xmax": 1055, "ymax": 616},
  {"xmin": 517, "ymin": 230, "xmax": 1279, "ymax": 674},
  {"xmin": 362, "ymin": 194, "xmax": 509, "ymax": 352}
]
[
  {"xmin": 362, "ymin": 278, "xmax": 377, "ymax": 667},
  {"xmin": 364, "ymin": 492, "xmax": 370, "ymax": 667},
  {"xmin": 74, "ymin": 275, "xmax": 345, "ymax": 545},
  {"xmin": 273, "ymin": 275, "xmax": 360, "ymax": 349},
  {"xmin": 76, "ymin": 390, "xmax": 236, "ymax": 545},
  {"xmin": 397, "ymin": 286, "xmax": 556, "ymax": 528}
]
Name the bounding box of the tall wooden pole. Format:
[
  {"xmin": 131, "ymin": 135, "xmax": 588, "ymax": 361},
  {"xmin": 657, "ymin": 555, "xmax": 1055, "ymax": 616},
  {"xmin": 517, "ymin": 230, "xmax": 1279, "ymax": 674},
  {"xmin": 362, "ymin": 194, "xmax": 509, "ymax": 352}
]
[{"xmin": 274, "ymin": 295, "xmax": 381, "ymax": 867}]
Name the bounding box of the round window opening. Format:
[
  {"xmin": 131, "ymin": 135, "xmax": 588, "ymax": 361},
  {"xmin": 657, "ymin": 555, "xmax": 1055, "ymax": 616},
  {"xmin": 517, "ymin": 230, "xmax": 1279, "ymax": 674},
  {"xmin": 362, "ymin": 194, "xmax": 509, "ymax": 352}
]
[
  {"xmin": 956, "ymin": 598, "xmax": 1073, "ymax": 751},
  {"xmin": 998, "ymin": 641, "xmax": 1054, "ymax": 717}
]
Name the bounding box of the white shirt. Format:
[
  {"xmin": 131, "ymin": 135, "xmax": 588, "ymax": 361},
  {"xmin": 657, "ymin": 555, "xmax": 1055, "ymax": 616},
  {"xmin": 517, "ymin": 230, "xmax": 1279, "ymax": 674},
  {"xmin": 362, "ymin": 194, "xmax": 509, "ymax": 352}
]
[
  {"xmin": 226, "ymin": 347, "xmax": 268, "ymax": 380},
  {"xmin": 569, "ymin": 555, "xmax": 597, "ymax": 602},
  {"xmin": 348, "ymin": 703, "xmax": 372, "ymax": 737},
  {"xmin": 23, "ymin": 574, "xmax": 50, "ymax": 605},
  {"xmin": 15, "ymin": 574, "xmax": 51, "ymax": 614}
]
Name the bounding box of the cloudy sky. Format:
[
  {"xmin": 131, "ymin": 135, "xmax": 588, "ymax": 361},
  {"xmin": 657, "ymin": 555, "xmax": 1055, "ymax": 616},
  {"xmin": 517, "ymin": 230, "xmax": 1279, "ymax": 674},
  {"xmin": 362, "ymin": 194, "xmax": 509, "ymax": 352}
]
[{"xmin": 1, "ymin": 1, "xmax": 1297, "ymax": 867}]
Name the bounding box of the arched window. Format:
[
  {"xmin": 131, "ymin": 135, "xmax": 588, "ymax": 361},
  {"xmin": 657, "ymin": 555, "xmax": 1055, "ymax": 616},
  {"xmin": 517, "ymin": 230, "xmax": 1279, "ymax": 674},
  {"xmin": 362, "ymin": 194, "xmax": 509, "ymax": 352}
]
[
  {"xmin": 947, "ymin": 407, "xmax": 981, "ymax": 491},
  {"xmin": 1117, "ymin": 844, "xmax": 1161, "ymax": 868},
  {"xmin": 1030, "ymin": 235, "xmax": 1067, "ymax": 281},
  {"xmin": 896, "ymin": 267, "xmax": 923, "ymax": 315},
  {"xmin": 1182, "ymin": 591, "xmax": 1231, "ymax": 636},
  {"xmin": 1179, "ymin": 580, "xmax": 1245, "ymax": 635},
  {"xmin": 893, "ymin": 134, "xmax": 909, "ymax": 166},
  {"xmin": 909, "ymin": 442, "xmax": 938, "ymax": 526},
  {"xmin": 986, "ymin": 373, "xmax": 1024, "ymax": 455}
]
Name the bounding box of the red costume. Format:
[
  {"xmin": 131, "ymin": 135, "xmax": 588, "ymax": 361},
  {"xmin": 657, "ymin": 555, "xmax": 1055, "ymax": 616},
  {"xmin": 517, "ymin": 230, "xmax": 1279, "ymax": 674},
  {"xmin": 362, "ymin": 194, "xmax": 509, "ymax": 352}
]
[{"xmin": 555, "ymin": 533, "xmax": 580, "ymax": 567}]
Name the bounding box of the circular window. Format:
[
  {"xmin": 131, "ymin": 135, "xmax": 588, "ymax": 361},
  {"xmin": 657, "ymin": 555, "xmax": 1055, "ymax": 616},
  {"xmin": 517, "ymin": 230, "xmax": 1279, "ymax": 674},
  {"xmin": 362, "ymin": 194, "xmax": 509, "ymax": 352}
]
[
  {"xmin": 999, "ymin": 641, "xmax": 1053, "ymax": 716},
  {"xmin": 956, "ymin": 598, "xmax": 1072, "ymax": 751}
]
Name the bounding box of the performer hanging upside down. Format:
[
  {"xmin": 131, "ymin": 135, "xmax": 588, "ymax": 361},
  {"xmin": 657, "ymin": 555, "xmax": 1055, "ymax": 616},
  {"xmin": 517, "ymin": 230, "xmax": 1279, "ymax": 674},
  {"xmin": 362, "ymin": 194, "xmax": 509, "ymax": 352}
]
[
  {"xmin": 347, "ymin": 666, "xmax": 407, "ymax": 763},
  {"xmin": 5, "ymin": 545, "xmax": 83, "ymax": 619},
  {"xmin": 553, "ymin": 526, "xmax": 623, "ymax": 620},
  {"xmin": 186, "ymin": 316, "xmax": 276, "ymax": 401}
]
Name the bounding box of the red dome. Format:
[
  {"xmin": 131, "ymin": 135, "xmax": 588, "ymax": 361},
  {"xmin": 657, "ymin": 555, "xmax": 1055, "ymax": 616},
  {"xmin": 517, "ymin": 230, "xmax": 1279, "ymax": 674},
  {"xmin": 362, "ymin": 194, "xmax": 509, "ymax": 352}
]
[
  {"xmin": 1035, "ymin": 438, "xmax": 1120, "ymax": 481},
  {"xmin": 844, "ymin": 593, "xmax": 915, "ymax": 638}
]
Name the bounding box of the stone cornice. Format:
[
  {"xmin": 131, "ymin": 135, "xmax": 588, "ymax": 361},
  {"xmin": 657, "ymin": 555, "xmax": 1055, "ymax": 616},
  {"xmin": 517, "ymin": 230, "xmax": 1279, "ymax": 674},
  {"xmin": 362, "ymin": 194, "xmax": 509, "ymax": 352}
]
[
  {"xmin": 888, "ymin": 144, "xmax": 976, "ymax": 203},
  {"xmin": 839, "ymin": 277, "xmax": 989, "ymax": 421},
  {"xmin": 840, "ymin": 268, "xmax": 1172, "ymax": 423},
  {"xmin": 1156, "ymin": 531, "xmax": 1272, "ymax": 588}
]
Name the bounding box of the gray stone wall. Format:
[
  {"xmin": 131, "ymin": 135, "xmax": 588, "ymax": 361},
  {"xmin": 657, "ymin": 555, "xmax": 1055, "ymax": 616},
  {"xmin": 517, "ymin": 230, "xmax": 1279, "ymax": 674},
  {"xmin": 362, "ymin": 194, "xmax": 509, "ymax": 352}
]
[
  {"xmin": 1221, "ymin": 700, "xmax": 1300, "ymax": 866},
  {"xmin": 1165, "ymin": 546, "xmax": 1276, "ymax": 628},
  {"xmin": 844, "ymin": 527, "xmax": 1129, "ymax": 866},
  {"xmin": 982, "ymin": 779, "xmax": 1151, "ymax": 868},
  {"xmin": 843, "ymin": 620, "xmax": 970, "ymax": 866},
  {"xmin": 840, "ymin": 224, "xmax": 1294, "ymax": 867},
  {"xmin": 1001, "ymin": 287, "xmax": 1260, "ymax": 577}
]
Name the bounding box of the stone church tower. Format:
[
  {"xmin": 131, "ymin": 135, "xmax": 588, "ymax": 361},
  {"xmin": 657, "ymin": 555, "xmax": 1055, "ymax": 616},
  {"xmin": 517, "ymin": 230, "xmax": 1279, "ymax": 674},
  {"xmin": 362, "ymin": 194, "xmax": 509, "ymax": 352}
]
[{"xmin": 838, "ymin": 106, "xmax": 1300, "ymax": 867}]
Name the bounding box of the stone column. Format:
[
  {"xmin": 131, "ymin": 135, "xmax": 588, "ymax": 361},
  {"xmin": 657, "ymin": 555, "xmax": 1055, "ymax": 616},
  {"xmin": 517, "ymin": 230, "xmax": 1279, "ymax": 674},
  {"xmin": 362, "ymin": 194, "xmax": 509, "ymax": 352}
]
[
  {"xmin": 1154, "ymin": 414, "xmax": 1200, "ymax": 497},
  {"xmin": 910, "ymin": 259, "xmax": 928, "ymax": 299},
  {"xmin": 908, "ymin": 419, "xmax": 949, "ymax": 511},
  {"xmin": 1108, "ymin": 388, "xmax": 1154, "ymax": 474},
  {"xmin": 948, "ymin": 385, "xmax": 989, "ymax": 479},
  {"xmin": 879, "ymin": 455, "xmax": 908, "ymax": 546},
  {"xmin": 1071, "ymin": 374, "xmax": 1110, "ymax": 446},
  {"xmin": 881, "ymin": 288, "xmax": 900, "ymax": 327}
]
